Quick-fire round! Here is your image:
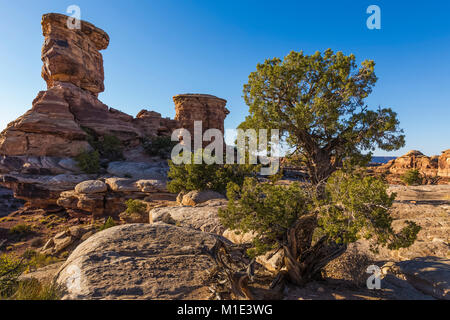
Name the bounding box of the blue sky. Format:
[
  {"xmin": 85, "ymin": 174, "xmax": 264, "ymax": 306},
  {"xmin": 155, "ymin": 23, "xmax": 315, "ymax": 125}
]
[{"xmin": 0, "ymin": 0, "xmax": 449, "ymax": 156}]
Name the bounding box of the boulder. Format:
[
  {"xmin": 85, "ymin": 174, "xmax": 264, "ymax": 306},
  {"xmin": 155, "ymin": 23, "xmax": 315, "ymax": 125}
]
[
  {"xmin": 223, "ymin": 229, "xmax": 257, "ymax": 245},
  {"xmin": 179, "ymin": 190, "xmax": 226, "ymax": 206},
  {"xmin": 40, "ymin": 225, "xmax": 97, "ymax": 256},
  {"xmin": 149, "ymin": 199, "xmax": 227, "ymax": 234},
  {"xmin": 75, "ymin": 180, "xmax": 107, "ymax": 194},
  {"xmin": 55, "ymin": 223, "xmax": 228, "ymax": 300},
  {"xmin": 105, "ymin": 178, "xmax": 166, "ymax": 193}
]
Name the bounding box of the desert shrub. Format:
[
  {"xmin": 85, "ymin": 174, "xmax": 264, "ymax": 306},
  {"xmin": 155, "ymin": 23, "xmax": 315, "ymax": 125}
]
[
  {"xmin": 9, "ymin": 279, "xmax": 61, "ymax": 300},
  {"xmin": 98, "ymin": 217, "xmax": 116, "ymax": 231},
  {"xmin": 401, "ymin": 169, "xmax": 422, "ymax": 186},
  {"xmin": 75, "ymin": 150, "xmax": 100, "ymax": 174},
  {"xmin": 82, "ymin": 127, "xmax": 123, "ymax": 161},
  {"xmin": 125, "ymin": 199, "xmax": 147, "ymax": 214},
  {"xmin": 219, "ymin": 171, "xmax": 420, "ymax": 285},
  {"xmin": 120, "ymin": 200, "xmax": 148, "ymax": 223},
  {"xmin": 0, "ymin": 254, "xmax": 26, "ymax": 298},
  {"xmin": 99, "ymin": 134, "xmax": 123, "ymax": 160},
  {"xmin": 22, "ymin": 250, "xmax": 62, "ymax": 272},
  {"xmin": 9, "ymin": 224, "xmax": 33, "ymax": 237},
  {"xmin": 143, "ymin": 136, "xmax": 177, "ymax": 159},
  {"xmin": 167, "ymin": 151, "xmax": 259, "ymax": 194}
]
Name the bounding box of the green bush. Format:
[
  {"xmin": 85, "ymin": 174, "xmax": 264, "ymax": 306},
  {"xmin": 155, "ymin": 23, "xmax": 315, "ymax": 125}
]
[
  {"xmin": 401, "ymin": 169, "xmax": 422, "ymax": 186},
  {"xmin": 82, "ymin": 127, "xmax": 123, "ymax": 161},
  {"xmin": 98, "ymin": 217, "xmax": 116, "ymax": 231},
  {"xmin": 76, "ymin": 150, "xmax": 100, "ymax": 174},
  {"xmin": 125, "ymin": 199, "xmax": 147, "ymax": 214},
  {"xmin": 167, "ymin": 151, "xmax": 259, "ymax": 194},
  {"xmin": 143, "ymin": 136, "xmax": 177, "ymax": 159},
  {"xmin": 219, "ymin": 171, "xmax": 420, "ymax": 284},
  {"xmin": 0, "ymin": 254, "xmax": 26, "ymax": 298},
  {"xmin": 1, "ymin": 253, "xmax": 62, "ymax": 300}
]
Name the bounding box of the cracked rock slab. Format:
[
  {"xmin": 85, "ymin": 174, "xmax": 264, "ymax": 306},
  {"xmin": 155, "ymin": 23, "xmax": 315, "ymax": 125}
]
[{"xmin": 56, "ymin": 223, "xmax": 228, "ymax": 300}]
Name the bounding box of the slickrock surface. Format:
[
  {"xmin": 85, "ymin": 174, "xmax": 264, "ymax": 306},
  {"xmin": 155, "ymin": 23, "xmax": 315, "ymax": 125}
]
[
  {"xmin": 381, "ymin": 257, "xmax": 450, "ymax": 300},
  {"xmin": 149, "ymin": 199, "xmax": 227, "ymax": 234},
  {"xmin": 56, "ymin": 224, "xmax": 227, "ymax": 300}
]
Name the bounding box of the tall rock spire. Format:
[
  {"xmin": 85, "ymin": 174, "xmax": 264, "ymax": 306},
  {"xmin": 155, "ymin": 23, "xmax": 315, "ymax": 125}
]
[{"xmin": 41, "ymin": 13, "xmax": 109, "ymax": 96}]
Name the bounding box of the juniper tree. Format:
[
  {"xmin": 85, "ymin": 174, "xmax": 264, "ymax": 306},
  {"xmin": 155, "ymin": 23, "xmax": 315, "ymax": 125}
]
[
  {"xmin": 239, "ymin": 49, "xmax": 405, "ymax": 185},
  {"xmin": 219, "ymin": 172, "xmax": 420, "ymax": 285}
]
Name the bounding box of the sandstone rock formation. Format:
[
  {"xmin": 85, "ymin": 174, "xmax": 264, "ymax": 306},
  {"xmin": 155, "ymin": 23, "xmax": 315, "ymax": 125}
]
[
  {"xmin": 55, "ymin": 223, "xmax": 229, "ymax": 300},
  {"xmin": 0, "ymin": 13, "xmax": 179, "ymax": 159},
  {"xmin": 174, "ymin": 94, "xmax": 229, "ymax": 147},
  {"xmin": 57, "ymin": 178, "xmax": 172, "ymax": 219},
  {"xmin": 0, "ymin": 13, "xmax": 232, "ymax": 216},
  {"xmin": 41, "ymin": 13, "xmax": 109, "ymax": 95},
  {"xmin": 40, "ymin": 224, "xmax": 97, "ymax": 256},
  {"xmin": 438, "ymin": 149, "xmax": 450, "ymax": 178},
  {"xmin": 380, "ymin": 150, "xmax": 439, "ymax": 176},
  {"xmin": 375, "ymin": 150, "xmax": 450, "ymax": 183}
]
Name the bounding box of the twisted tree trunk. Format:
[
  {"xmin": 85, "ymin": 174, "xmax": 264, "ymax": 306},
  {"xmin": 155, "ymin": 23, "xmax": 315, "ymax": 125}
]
[{"xmin": 282, "ymin": 213, "xmax": 347, "ymax": 285}]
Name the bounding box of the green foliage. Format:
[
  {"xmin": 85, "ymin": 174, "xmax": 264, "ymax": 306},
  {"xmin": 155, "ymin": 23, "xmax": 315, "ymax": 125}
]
[
  {"xmin": 0, "ymin": 254, "xmax": 26, "ymax": 298},
  {"xmin": 9, "ymin": 224, "xmax": 33, "ymax": 237},
  {"xmin": 219, "ymin": 171, "xmax": 420, "ymax": 259},
  {"xmin": 167, "ymin": 151, "xmax": 259, "ymax": 194},
  {"xmin": 76, "ymin": 150, "xmax": 100, "ymax": 174},
  {"xmin": 240, "ymin": 49, "xmax": 405, "ymax": 184},
  {"xmin": 8, "ymin": 279, "xmax": 61, "ymax": 300},
  {"xmin": 143, "ymin": 136, "xmax": 177, "ymax": 159},
  {"xmin": 98, "ymin": 217, "xmax": 116, "ymax": 231},
  {"xmin": 21, "ymin": 250, "xmax": 62, "ymax": 272},
  {"xmin": 219, "ymin": 178, "xmax": 309, "ymax": 257},
  {"xmin": 99, "ymin": 134, "xmax": 123, "ymax": 160},
  {"xmin": 401, "ymin": 169, "xmax": 422, "ymax": 186},
  {"xmin": 318, "ymin": 171, "xmax": 421, "ymax": 250},
  {"xmin": 125, "ymin": 199, "xmax": 147, "ymax": 214},
  {"xmin": 82, "ymin": 127, "xmax": 123, "ymax": 161}
]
